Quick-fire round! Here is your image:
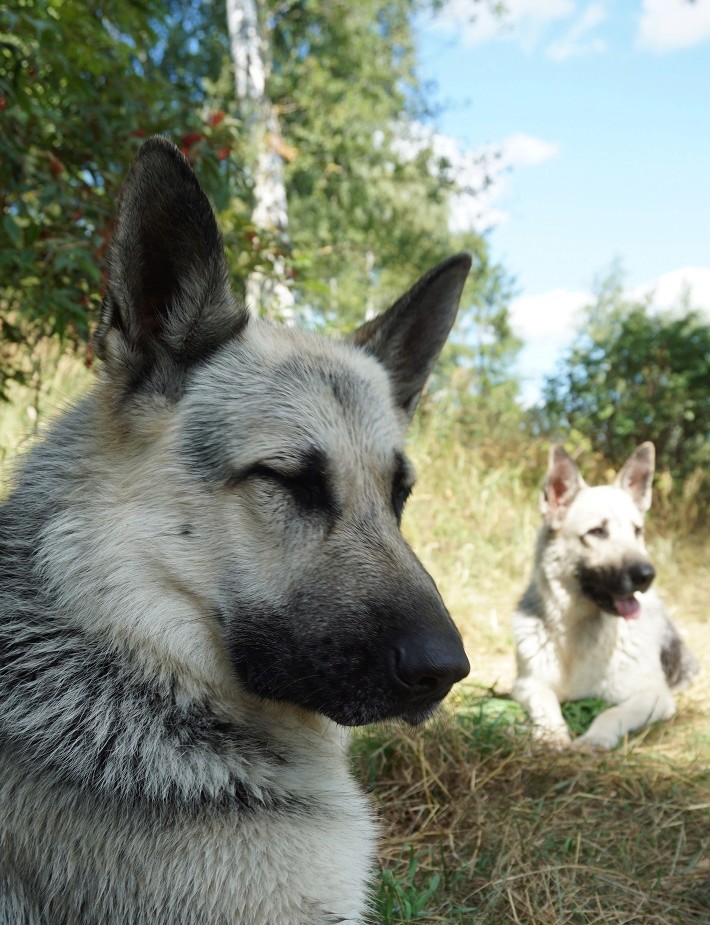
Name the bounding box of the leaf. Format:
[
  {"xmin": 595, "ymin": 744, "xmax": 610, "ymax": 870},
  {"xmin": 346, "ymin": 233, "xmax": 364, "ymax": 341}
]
[{"xmin": 3, "ymin": 214, "xmax": 23, "ymax": 247}]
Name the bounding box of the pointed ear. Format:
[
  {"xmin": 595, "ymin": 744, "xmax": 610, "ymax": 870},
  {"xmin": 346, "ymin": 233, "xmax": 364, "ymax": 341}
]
[
  {"xmin": 615, "ymin": 442, "xmax": 655, "ymax": 512},
  {"xmin": 349, "ymin": 254, "xmax": 472, "ymax": 419},
  {"xmin": 541, "ymin": 446, "xmax": 585, "ymax": 527},
  {"xmin": 94, "ymin": 136, "xmax": 247, "ymax": 398}
]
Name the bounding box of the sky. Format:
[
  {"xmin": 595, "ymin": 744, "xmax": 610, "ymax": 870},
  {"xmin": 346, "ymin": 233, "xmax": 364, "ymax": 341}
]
[{"xmin": 415, "ymin": 0, "xmax": 710, "ymax": 403}]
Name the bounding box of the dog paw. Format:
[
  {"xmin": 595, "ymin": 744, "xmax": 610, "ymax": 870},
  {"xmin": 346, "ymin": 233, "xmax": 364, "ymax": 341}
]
[
  {"xmin": 571, "ymin": 732, "xmax": 617, "ymax": 752},
  {"xmin": 533, "ymin": 727, "xmax": 572, "ymax": 749}
]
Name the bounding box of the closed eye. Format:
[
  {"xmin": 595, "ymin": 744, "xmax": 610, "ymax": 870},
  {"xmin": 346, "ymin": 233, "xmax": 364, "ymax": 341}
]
[
  {"xmin": 253, "ymin": 466, "xmax": 330, "ymax": 513},
  {"xmin": 235, "ymin": 449, "xmax": 335, "ymax": 517}
]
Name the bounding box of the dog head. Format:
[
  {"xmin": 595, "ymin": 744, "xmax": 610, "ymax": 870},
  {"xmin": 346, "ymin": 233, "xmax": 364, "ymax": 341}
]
[
  {"xmin": 92, "ymin": 137, "xmax": 470, "ymax": 725},
  {"xmin": 540, "ymin": 444, "xmax": 656, "ymax": 619}
]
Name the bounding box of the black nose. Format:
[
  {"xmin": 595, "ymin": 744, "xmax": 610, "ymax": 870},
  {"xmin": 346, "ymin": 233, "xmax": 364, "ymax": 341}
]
[
  {"xmin": 628, "ymin": 561, "xmax": 655, "ymax": 592},
  {"xmin": 391, "ymin": 634, "xmax": 470, "ymax": 703}
]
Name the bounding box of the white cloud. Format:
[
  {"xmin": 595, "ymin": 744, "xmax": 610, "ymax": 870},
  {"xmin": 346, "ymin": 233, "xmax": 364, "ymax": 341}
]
[
  {"xmin": 431, "ymin": 0, "xmax": 574, "ymax": 49},
  {"xmin": 637, "ymin": 0, "xmax": 710, "ymax": 52},
  {"xmin": 510, "ymin": 288, "xmax": 591, "ymax": 342},
  {"xmin": 500, "ymin": 132, "xmax": 561, "ymax": 167},
  {"xmin": 390, "ymin": 125, "xmax": 560, "ymax": 232},
  {"xmin": 510, "ymin": 289, "xmax": 591, "ymax": 403},
  {"xmin": 430, "ymin": 131, "xmax": 560, "ymax": 232},
  {"xmin": 546, "ymin": 2, "xmax": 608, "ymax": 60},
  {"xmin": 630, "ymin": 266, "xmax": 710, "ymax": 311}
]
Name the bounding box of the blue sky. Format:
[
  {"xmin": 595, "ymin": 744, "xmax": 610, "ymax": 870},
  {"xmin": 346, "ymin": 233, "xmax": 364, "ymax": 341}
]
[{"xmin": 415, "ymin": 0, "xmax": 710, "ymax": 400}]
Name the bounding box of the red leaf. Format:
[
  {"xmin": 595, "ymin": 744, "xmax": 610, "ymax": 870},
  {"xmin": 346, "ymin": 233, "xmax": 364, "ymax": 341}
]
[
  {"xmin": 48, "ymin": 154, "xmax": 65, "ymax": 178},
  {"xmin": 181, "ymin": 132, "xmax": 204, "ymax": 148}
]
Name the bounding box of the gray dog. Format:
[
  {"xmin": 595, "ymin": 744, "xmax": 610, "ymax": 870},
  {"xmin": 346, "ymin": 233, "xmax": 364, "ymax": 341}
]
[
  {"xmin": 0, "ymin": 137, "xmax": 471, "ymax": 924},
  {"xmin": 512, "ymin": 443, "xmax": 698, "ymax": 750}
]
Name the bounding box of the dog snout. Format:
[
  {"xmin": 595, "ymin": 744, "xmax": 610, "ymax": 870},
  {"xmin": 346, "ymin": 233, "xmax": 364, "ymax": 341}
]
[
  {"xmin": 390, "ymin": 631, "xmax": 470, "ymax": 702},
  {"xmin": 628, "ymin": 560, "xmax": 655, "ymax": 592}
]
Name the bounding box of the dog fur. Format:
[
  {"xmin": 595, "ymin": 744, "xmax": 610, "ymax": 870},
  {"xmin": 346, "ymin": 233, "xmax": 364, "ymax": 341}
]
[
  {"xmin": 511, "ymin": 443, "xmax": 698, "ymax": 750},
  {"xmin": 0, "ymin": 137, "xmax": 472, "ymax": 924}
]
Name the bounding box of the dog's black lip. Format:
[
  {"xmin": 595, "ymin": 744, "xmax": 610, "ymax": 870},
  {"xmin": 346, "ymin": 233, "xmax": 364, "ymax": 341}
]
[
  {"xmin": 581, "ymin": 582, "xmax": 631, "ymax": 617},
  {"xmin": 329, "ymin": 694, "xmax": 447, "ymax": 727}
]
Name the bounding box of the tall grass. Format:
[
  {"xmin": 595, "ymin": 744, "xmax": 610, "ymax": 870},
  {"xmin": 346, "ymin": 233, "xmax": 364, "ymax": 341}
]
[{"xmin": 0, "ymin": 340, "xmax": 91, "ymax": 473}]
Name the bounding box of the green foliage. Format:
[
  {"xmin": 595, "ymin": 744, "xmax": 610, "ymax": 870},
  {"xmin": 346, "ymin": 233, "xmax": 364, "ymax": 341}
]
[
  {"xmin": 561, "ymin": 698, "xmax": 608, "ymax": 737},
  {"xmin": 429, "ymin": 244, "xmax": 523, "ymax": 439},
  {"xmin": 0, "ymin": 0, "xmax": 251, "ymax": 397},
  {"xmin": 541, "ymin": 271, "xmax": 710, "ymax": 509},
  {"xmin": 268, "ymin": 0, "xmax": 505, "ymax": 329},
  {"xmin": 1, "ymin": 0, "xmax": 519, "ymax": 414}
]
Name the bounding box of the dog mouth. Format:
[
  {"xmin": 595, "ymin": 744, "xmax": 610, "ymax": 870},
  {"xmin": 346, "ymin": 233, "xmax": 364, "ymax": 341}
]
[
  {"xmin": 576, "ymin": 564, "xmax": 651, "ymax": 620},
  {"xmin": 234, "ymin": 647, "xmax": 462, "ymax": 727},
  {"xmin": 580, "ymin": 582, "xmax": 641, "ymax": 620}
]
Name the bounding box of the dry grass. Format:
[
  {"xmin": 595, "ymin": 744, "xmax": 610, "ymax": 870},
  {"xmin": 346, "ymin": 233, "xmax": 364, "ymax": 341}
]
[
  {"xmin": 0, "ymin": 340, "xmax": 91, "ymax": 471},
  {"xmin": 356, "ymin": 697, "xmax": 709, "ymax": 924}
]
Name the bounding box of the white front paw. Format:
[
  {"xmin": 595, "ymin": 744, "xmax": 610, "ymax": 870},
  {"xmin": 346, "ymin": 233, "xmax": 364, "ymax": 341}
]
[
  {"xmin": 572, "ymin": 729, "xmax": 618, "ymax": 752},
  {"xmin": 534, "ymin": 725, "xmax": 572, "ymax": 748}
]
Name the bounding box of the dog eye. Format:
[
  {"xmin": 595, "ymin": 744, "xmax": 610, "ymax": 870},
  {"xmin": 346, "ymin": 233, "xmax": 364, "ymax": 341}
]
[
  {"xmin": 634, "ymin": 525, "xmax": 643, "ymax": 538},
  {"xmin": 586, "ymin": 526, "xmax": 608, "ymax": 539},
  {"xmin": 247, "ymin": 464, "xmax": 331, "ymax": 514},
  {"xmin": 392, "ymin": 480, "xmax": 412, "ymax": 523}
]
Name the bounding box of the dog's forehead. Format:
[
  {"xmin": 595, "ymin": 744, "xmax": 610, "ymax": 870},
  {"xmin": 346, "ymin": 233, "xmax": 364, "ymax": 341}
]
[
  {"xmin": 181, "ymin": 317, "xmax": 405, "ymax": 474},
  {"xmin": 566, "ymin": 485, "xmax": 642, "ymax": 529}
]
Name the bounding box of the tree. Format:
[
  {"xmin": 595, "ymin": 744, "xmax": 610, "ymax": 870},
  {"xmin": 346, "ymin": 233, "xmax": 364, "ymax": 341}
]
[
  {"xmin": 541, "ymin": 271, "xmax": 710, "ymax": 493},
  {"xmin": 1, "ymin": 0, "xmax": 518, "ymax": 421},
  {"xmin": 0, "ymin": 0, "xmax": 249, "ymax": 398},
  {"xmin": 226, "ymin": 0, "xmax": 295, "ymax": 317},
  {"xmin": 268, "ymin": 0, "xmax": 462, "ymax": 327}
]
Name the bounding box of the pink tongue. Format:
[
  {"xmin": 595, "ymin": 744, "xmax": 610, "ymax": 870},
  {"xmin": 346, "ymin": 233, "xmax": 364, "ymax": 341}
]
[{"xmin": 614, "ymin": 596, "xmax": 640, "ymax": 619}]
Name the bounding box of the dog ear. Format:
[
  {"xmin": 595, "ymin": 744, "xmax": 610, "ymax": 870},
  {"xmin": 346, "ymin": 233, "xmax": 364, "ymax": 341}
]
[
  {"xmin": 94, "ymin": 136, "xmax": 247, "ymax": 399},
  {"xmin": 541, "ymin": 446, "xmax": 585, "ymax": 527},
  {"xmin": 615, "ymin": 442, "xmax": 655, "ymax": 512},
  {"xmin": 349, "ymin": 254, "xmax": 472, "ymax": 419}
]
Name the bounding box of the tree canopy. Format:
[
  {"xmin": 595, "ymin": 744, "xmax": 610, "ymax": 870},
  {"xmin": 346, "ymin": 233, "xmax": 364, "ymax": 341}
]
[
  {"xmin": 0, "ymin": 0, "xmax": 248, "ymax": 396},
  {"xmin": 541, "ymin": 272, "xmax": 710, "ymax": 493},
  {"xmin": 0, "ymin": 0, "xmax": 513, "ymax": 402}
]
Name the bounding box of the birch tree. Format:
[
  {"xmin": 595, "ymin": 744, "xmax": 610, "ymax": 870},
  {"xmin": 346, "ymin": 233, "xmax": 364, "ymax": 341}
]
[{"xmin": 226, "ymin": 0, "xmax": 295, "ymax": 318}]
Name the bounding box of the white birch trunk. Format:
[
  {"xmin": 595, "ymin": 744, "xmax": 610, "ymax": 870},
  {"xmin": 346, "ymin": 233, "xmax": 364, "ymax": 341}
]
[{"xmin": 226, "ymin": 0, "xmax": 295, "ymax": 319}]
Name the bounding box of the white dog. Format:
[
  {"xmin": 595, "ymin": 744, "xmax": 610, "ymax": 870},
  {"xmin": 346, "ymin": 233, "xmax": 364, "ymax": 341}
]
[{"xmin": 512, "ymin": 443, "xmax": 698, "ymax": 750}]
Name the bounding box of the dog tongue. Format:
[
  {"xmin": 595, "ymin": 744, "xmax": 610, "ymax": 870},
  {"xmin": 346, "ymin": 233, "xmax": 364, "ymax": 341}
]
[{"xmin": 614, "ymin": 596, "xmax": 641, "ymax": 619}]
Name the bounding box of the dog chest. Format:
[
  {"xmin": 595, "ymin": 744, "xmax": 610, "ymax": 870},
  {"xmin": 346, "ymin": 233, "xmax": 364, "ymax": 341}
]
[{"xmin": 0, "ymin": 763, "xmax": 376, "ymax": 925}]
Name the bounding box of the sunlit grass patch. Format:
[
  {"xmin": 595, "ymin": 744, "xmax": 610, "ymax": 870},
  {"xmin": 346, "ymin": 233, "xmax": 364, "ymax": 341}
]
[{"xmin": 356, "ymin": 689, "xmax": 710, "ymax": 925}]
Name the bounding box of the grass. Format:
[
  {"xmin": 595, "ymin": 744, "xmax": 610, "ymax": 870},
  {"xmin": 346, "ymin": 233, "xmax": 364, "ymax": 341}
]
[
  {"xmin": 1, "ymin": 357, "xmax": 708, "ymax": 925},
  {"xmin": 0, "ymin": 340, "xmax": 91, "ymax": 471},
  {"xmin": 357, "ymin": 691, "xmax": 709, "ymax": 924}
]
